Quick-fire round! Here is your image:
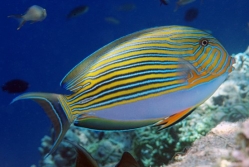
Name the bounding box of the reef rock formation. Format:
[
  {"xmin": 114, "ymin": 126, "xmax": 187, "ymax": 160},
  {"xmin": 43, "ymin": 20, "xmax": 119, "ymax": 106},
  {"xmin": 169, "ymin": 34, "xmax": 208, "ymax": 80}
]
[{"xmin": 167, "ymin": 119, "xmax": 249, "ymax": 167}]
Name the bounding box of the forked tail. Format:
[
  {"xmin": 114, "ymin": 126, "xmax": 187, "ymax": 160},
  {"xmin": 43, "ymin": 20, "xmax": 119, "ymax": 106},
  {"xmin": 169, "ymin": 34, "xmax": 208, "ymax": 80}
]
[{"xmin": 11, "ymin": 92, "xmax": 75, "ymax": 158}]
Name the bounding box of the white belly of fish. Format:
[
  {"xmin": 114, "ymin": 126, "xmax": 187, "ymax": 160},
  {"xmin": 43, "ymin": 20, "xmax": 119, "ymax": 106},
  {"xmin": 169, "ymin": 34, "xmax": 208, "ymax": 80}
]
[{"xmin": 90, "ymin": 74, "xmax": 228, "ymax": 121}]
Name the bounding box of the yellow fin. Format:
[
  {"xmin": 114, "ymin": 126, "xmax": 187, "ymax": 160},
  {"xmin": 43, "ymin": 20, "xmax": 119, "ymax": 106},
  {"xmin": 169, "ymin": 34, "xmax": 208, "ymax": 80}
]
[{"xmin": 154, "ymin": 107, "xmax": 196, "ymax": 129}]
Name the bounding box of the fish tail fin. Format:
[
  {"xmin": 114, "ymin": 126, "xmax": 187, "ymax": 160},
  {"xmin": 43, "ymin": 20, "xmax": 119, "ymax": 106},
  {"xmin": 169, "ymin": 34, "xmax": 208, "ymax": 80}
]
[
  {"xmin": 7, "ymin": 15, "xmax": 26, "ymax": 30},
  {"xmin": 8, "ymin": 14, "xmax": 23, "ymax": 18},
  {"xmin": 11, "ymin": 92, "xmax": 75, "ymax": 158}
]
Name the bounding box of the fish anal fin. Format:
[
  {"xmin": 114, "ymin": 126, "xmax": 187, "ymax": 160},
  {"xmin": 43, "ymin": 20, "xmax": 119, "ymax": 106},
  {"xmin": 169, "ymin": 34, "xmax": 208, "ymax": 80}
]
[
  {"xmin": 75, "ymin": 115, "xmax": 160, "ymax": 130},
  {"xmin": 154, "ymin": 107, "xmax": 196, "ymax": 130}
]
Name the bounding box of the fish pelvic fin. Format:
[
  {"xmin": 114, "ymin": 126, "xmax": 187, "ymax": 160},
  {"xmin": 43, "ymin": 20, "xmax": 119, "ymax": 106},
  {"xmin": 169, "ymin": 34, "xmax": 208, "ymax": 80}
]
[
  {"xmin": 154, "ymin": 107, "xmax": 196, "ymax": 130},
  {"xmin": 11, "ymin": 92, "xmax": 75, "ymax": 158},
  {"xmin": 17, "ymin": 20, "xmax": 26, "ymax": 30}
]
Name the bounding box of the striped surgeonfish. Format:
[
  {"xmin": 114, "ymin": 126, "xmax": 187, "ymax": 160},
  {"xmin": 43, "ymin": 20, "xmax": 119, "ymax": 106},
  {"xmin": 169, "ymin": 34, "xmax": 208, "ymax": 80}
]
[{"xmin": 12, "ymin": 26, "xmax": 235, "ymax": 157}]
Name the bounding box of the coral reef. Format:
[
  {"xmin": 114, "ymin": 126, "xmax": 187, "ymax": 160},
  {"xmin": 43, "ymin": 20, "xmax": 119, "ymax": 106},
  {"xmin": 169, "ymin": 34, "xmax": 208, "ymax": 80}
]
[
  {"xmin": 166, "ymin": 120, "xmax": 243, "ymax": 167},
  {"xmin": 37, "ymin": 47, "xmax": 249, "ymax": 167},
  {"xmin": 218, "ymin": 119, "xmax": 249, "ymax": 167},
  {"xmin": 38, "ymin": 127, "xmax": 135, "ymax": 167},
  {"xmin": 166, "ymin": 118, "xmax": 249, "ymax": 167}
]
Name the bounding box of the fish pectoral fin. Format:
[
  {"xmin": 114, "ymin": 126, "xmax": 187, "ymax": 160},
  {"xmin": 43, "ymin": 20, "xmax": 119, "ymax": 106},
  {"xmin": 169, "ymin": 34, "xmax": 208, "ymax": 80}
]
[
  {"xmin": 178, "ymin": 58, "xmax": 209, "ymax": 84},
  {"xmin": 179, "ymin": 57, "xmax": 200, "ymax": 74},
  {"xmin": 154, "ymin": 107, "xmax": 196, "ymax": 130},
  {"xmin": 74, "ymin": 114, "xmax": 160, "ymax": 130}
]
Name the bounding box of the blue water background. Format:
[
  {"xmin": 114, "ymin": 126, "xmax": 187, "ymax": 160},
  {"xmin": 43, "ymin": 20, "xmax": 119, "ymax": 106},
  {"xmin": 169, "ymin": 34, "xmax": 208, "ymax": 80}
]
[{"xmin": 0, "ymin": 0, "xmax": 248, "ymax": 166}]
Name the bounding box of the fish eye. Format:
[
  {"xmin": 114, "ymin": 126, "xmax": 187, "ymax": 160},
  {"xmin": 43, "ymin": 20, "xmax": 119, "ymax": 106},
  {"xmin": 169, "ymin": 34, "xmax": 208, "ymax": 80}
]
[{"xmin": 199, "ymin": 38, "xmax": 209, "ymax": 47}]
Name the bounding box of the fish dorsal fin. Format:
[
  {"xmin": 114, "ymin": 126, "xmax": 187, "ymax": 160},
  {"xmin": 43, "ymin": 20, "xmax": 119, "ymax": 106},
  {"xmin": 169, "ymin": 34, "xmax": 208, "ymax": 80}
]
[
  {"xmin": 116, "ymin": 152, "xmax": 140, "ymax": 167},
  {"xmin": 154, "ymin": 107, "xmax": 196, "ymax": 129},
  {"xmin": 60, "ymin": 26, "xmax": 176, "ymax": 92}
]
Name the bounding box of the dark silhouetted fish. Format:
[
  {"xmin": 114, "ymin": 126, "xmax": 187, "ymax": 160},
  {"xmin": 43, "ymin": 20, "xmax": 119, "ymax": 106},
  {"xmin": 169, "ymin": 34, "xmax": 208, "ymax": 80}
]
[
  {"xmin": 160, "ymin": 0, "xmax": 169, "ymax": 6},
  {"xmin": 2, "ymin": 79, "xmax": 29, "ymax": 93},
  {"xmin": 66, "ymin": 140, "xmax": 139, "ymax": 167},
  {"xmin": 67, "ymin": 5, "xmax": 89, "ymax": 19},
  {"xmin": 184, "ymin": 8, "xmax": 199, "ymax": 22},
  {"xmin": 116, "ymin": 152, "xmax": 140, "ymax": 167}
]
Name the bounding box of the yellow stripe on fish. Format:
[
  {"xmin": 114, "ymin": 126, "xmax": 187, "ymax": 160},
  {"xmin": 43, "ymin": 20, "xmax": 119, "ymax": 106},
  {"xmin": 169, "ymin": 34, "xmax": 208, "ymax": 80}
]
[
  {"xmin": 12, "ymin": 25, "xmax": 234, "ymax": 157},
  {"xmin": 62, "ymin": 27, "xmax": 231, "ymax": 114}
]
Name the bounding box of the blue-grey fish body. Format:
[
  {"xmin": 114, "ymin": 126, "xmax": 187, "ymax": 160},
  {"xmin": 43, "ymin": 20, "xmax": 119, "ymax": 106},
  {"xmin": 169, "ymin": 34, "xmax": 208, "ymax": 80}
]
[{"xmin": 8, "ymin": 5, "xmax": 47, "ymax": 30}]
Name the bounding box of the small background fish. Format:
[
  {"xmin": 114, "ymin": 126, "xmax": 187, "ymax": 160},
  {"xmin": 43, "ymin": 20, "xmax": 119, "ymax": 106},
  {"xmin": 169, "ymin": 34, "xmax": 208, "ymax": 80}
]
[
  {"xmin": 160, "ymin": 0, "xmax": 169, "ymax": 6},
  {"xmin": 8, "ymin": 5, "xmax": 47, "ymax": 30},
  {"xmin": 2, "ymin": 79, "xmax": 29, "ymax": 93},
  {"xmin": 67, "ymin": 5, "xmax": 89, "ymax": 19},
  {"xmin": 184, "ymin": 7, "xmax": 199, "ymax": 22},
  {"xmin": 104, "ymin": 17, "xmax": 120, "ymax": 25},
  {"xmin": 2, "ymin": 1, "xmax": 249, "ymax": 167}
]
